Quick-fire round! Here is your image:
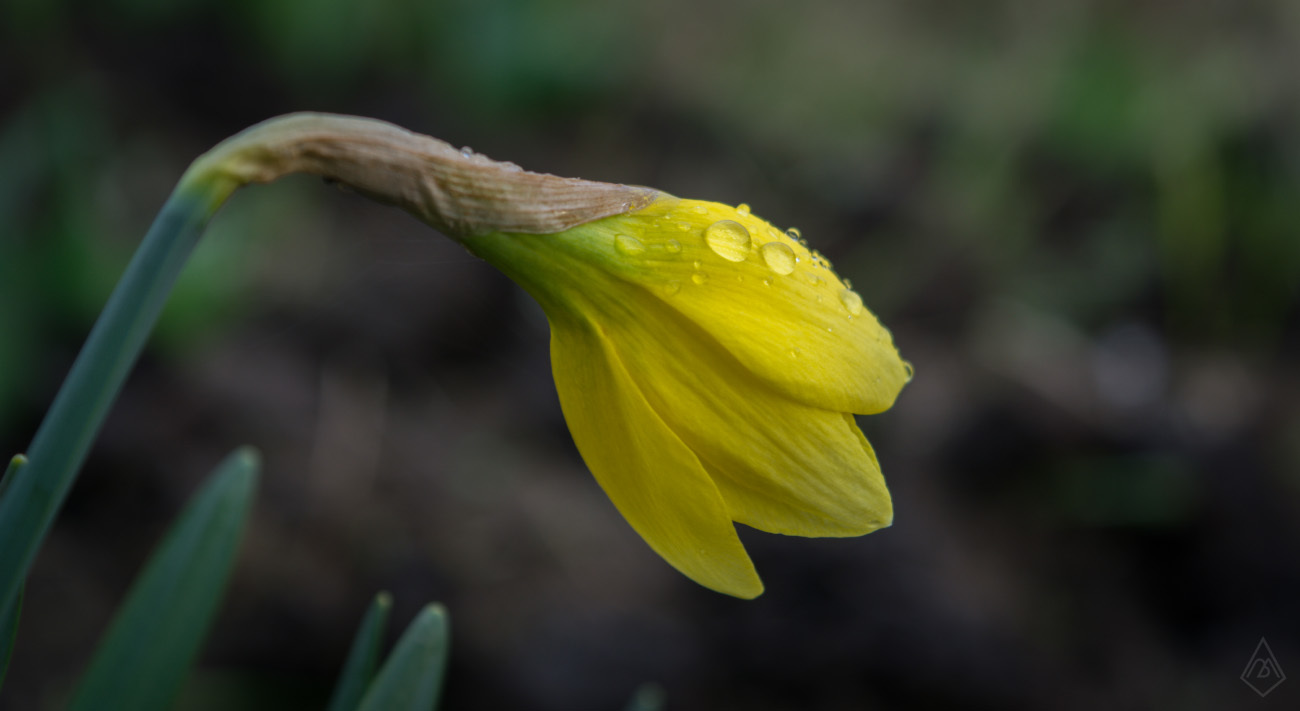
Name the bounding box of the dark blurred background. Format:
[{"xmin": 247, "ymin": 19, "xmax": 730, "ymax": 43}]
[{"xmin": 3, "ymin": 0, "xmax": 1299, "ymax": 709}]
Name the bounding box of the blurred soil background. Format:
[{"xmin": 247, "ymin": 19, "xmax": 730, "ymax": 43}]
[{"xmin": 2, "ymin": 0, "xmax": 1300, "ymax": 709}]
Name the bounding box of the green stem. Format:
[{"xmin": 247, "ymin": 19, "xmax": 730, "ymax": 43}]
[
  {"xmin": 0, "ymin": 111, "xmax": 568, "ymax": 617},
  {"xmin": 0, "ymin": 175, "xmax": 231, "ymax": 617}
]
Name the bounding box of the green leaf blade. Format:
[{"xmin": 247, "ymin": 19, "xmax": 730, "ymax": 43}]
[
  {"xmin": 67, "ymin": 447, "xmax": 260, "ymax": 711},
  {"xmin": 327, "ymin": 592, "xmax": 393, "ymax": 711},
  {"xmin": 356, "ymin": 604, "xmax": 450, "ymax": 711}
]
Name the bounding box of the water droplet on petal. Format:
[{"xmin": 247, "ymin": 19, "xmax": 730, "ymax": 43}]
[
  {"xmin": 459, "ymin": 145, "xmax": 474, "ymax": 157},
  {"xmin": 843, "ymin": 277, "xmax": 854, "ymax": 290},
  {"xmin": 839, "ymin": 289, "xmax": 864, "ymax": 316},
  {"xmin": 760, "ymin": 242, "xmax": 796, "ymax": 275},
  {"xmin": 805, "ymin": 272, "xmax": 822, "ymax": 285},
  {"xmin": 692, "ymin": 272, "xmax": 709, "ymax": 285},
  {"xmin": 762, "ymin": 278, "xmax": 773, "ymax": 287},
  {"xmin": 676, "ymin": 222, "xmax": 692, "ymax": 231},
  {"xmin": 693, "ymin": 260, "xmax": 703, "ymax": 270},
  {"xmin": 615, "ymin": 234, "xmax": 646, "ymax": 256},
  {"xmin": 903, "ymin": 361, "xmax": 915, "ymax": 379},
  {"xmin": 664, "ymin": 280, "xmax": 681, "ymax": 295},
  {"xmin": 704, "ymin": 220, "xmax": 751, "ymax": 262},
  {"xmin": 736, "ymin": 203, "xmax": 751, "ymax": 216},
  {"xmin": 786, "ymin": 227, "xmax": 802, "ymax": 240},
  {"xmin": 789, "ymin": 347, "xmax": 801, "ymax": 358},
  {"xmin": 664, "ymin": 239, "xmax": 682, "ymax": 254},
  {"xmin": 691, "ymin": 205, "xmax": 708, "ymax": 215}
]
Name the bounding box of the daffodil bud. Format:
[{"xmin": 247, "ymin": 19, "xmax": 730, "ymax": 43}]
[{"xmin": 184, "ymin": 112, "xmax": 911, "ymax": 598}]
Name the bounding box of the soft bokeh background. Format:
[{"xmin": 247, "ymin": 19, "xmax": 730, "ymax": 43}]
[{"xmin": 3, "ymin": 0, "xmax": 1299, "ymax": 708}]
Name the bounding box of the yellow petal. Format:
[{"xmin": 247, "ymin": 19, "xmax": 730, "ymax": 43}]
[
  {"xmin": 546, "ymin": 310, "xmax": 765, "ymax": 599},
  {"xmin": 583, "ymin": 280, "xmax": 894, "ymax": 537},
  {"xmin": 465, "ymin": 226, "xmax": 897, "ymax": 538},
  {"xmin": 488, "ymin": 196, "xmax": 912, "ymax": 415}
]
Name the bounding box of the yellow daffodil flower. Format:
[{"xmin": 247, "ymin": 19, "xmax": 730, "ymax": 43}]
[
  {"xmin": 465, "ymin": 199, "xmax": 910, "ymax": 598},
  {"xmin": 190, "ymin": 114, "xmax": 911, "ymax": 598}
]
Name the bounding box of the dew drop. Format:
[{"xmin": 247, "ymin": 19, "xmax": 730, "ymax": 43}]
[
  {"xmin": 704, "ymin": 220, "xmax": 751, "ymax": 262},
  {"xmin": 693, "ymin": 260, "xmax": 703, "ymax": 270},
  {"xmin": 691, "ymin": 204, "xmax": 708, "ymax": 215},
  {"xmin": 786, "ymin": 227, "xmax": 802, "ymax": 240},
  {"xmin": 903, "ymin": 361, "xmax": 915, "ymax": 379},
  {"xmin": 789, "ymin": 347, "xmax": 801, "ymax": 358},
  {"xmin": 805, "ymin": 272, "xmax": 822, "ymax": 285},
  {"xmin": 839, "ymin": 289, "xmax": 864, "ymax": 316},
  {"xmin": 676, "ymin": 221, "xmax": 692, "ymax": 231},
  {"xmin": 826, "ymin": 326, "xmax": 834, "ymax": 333},
  {"xmin": 842, "ymin": 277, "xmax": 854, "ymax": 290},
  {"xmin": 762, "ymin": 278, "xmax": 773, "ymax": 287},
  {"xmin": 614, "ymin": 234, "xmax": 646, "ymax": 256},
  {"xmin": 664, "ymin": 239, "xmax": 682, "ymax": 254},
  {"xmin": 760, "ymin": 242, "xmax": 796, "ymax": 275},
  {"xmin": 664, "ymin": 280, "xmax": 681, "ymax": 296},
  {"xmin": 736, "ymin": 203, "xmax": 751, "ymax": 216},
  {"xmin": 692, "ymin": 272, "xmax": 709, "ymax": 285}
]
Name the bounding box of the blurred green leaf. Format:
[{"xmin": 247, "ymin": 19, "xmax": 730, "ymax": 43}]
[
  {"xmin": 624, "ymin": 682, "xmax": 666, "ymax": 711},
  {"xmin": 0, "ymin": 454, "xmax": 25, "ymax": 502},
  {"xmin": 1048, "ymin": 27, "xmax": 1143, "ymax": 173},
  {"xmin": 328, "ymin": 592, "xmax": 393, "ymax": 711},
  {"xmin": 356, "ymin": 604, "xmax": 450, "ymax": 711},
  {"xmin": 67, "ymin": 447, "xmax": 260, "ymax": 711}
]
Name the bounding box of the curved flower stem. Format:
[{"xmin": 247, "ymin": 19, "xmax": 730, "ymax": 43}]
[
  {"xmin": 0, "ymin": 176, "xmax": 228, "ymax": 618},
  {"xmin": 0, "ymin": 112, "xmax": 649, "ymax": 619}
]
